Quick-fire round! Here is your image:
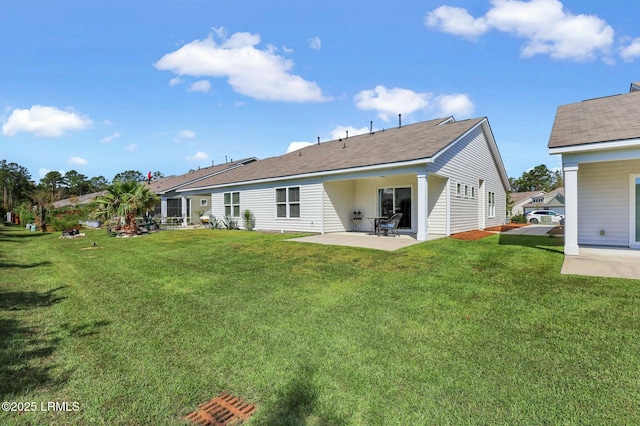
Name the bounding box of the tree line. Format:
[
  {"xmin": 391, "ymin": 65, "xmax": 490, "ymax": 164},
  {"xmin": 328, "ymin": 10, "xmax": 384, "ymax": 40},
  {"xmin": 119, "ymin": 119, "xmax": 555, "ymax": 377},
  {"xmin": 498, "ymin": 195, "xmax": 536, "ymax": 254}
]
[{"xmin": 0, "ymin": 159, "xmax": 163, "ymax": 214}]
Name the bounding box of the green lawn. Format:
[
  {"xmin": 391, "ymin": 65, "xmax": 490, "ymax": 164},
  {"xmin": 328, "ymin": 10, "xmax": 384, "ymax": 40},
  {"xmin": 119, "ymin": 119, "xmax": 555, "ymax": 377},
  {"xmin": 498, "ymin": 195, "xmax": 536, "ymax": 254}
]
[{"xmin": 1, "ymin": 224, "xmax": 639, "ymax": 425}]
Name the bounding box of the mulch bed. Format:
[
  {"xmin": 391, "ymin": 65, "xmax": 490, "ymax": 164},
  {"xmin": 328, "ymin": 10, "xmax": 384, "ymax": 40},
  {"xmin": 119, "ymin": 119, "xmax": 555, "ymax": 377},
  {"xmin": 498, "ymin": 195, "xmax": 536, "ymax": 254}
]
[
  {"xmin": 450, "ymin": 223, "xmax": 564, "ymax": 241},
  {"xmin": 450, "ymin": 230, "xmax": 495, "ymax": 241},
  {"xmin": 450, "ymin": 223, "xmax": 529, "ymax": 241}
]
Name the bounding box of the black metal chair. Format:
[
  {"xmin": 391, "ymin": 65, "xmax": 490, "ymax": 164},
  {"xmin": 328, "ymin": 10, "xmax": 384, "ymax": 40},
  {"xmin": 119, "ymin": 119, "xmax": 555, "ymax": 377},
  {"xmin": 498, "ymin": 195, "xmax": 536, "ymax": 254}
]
[{"xmin": 377, "ymin": 213, "xmax": 403, "ymax": 237}]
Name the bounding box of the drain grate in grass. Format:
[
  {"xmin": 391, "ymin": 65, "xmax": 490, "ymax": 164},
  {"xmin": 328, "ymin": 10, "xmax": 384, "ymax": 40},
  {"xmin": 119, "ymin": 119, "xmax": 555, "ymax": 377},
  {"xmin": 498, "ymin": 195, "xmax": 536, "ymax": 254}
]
[{"xmin": 185, "ymin": 393, "xmax": 256, "ymax": 425}]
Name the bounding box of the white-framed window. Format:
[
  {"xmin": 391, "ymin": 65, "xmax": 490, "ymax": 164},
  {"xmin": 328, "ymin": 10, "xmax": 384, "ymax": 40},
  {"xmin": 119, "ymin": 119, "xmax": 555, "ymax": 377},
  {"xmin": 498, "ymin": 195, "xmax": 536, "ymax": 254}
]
[
  {"xmin": 456, "ymin": 183, "xmax": 462, "ymax": 197},
  {"xmin": 276, "ymin": 186, "xmax": 300, "ymax": 218},
  {"xmin": 224, "ymin": 192, "xmax": 240, "ymax": 217},
  {"xmin": 200, "ymin": 199, "xmax": 208, "ymax": 207},
  {"xmin": 471, "ymin": 187, "xmax": 475, "ymax": 198},
  {"xmin": 464, "ymin": 185, "xmax": 469, "ymax": 198},
  {"xmin": 488, "ymin": 191, "xmax": 496, "ymax": 218}
]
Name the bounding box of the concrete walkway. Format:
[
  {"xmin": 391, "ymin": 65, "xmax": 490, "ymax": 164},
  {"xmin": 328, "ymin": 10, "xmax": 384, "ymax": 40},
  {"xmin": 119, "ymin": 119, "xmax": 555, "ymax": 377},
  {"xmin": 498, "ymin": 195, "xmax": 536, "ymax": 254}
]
[{"xmin": 288, "ymin": 232, "xmax": 445, "ymax": 251}]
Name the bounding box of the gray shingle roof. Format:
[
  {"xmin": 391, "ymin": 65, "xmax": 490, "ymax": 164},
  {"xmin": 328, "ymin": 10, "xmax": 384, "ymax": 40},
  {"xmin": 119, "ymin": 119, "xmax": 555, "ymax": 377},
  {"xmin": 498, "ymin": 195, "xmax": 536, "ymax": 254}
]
[
  {"xmin": 180, "ymin": 117, "xmax": 486, "ymax": 190},
  {"xmin": 548, "ymin": 90, "xmax": 640, "ymax": 149},
  {"xmin": 148, "ymin": 158, "xmax": 256, "ymax": 193}
]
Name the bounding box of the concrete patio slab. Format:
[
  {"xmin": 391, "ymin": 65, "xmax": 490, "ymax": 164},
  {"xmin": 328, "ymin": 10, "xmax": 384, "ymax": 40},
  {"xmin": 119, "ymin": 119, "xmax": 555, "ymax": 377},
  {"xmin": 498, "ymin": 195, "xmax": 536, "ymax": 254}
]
[
  {"xmin": 561, "ymin": 247, "xmax": 640, "ymax": 280},
  {"xmin": 288, "ymin": 232, "xmax": 446, "ymax": 251}
]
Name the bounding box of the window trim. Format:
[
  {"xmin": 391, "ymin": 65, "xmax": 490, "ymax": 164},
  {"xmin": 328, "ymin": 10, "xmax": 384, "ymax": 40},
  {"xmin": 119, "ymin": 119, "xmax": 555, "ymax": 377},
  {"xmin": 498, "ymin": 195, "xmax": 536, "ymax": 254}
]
[
  {"xmin": 275, "ymin": 186, "xmax": 301, "ymax": 219},
  {"xmin": 488, "ymin": 191, "xmax": 496, "ymax": 218},
  {"xmin": 200, "ymin": 199, "xmax": 208, "ymax": 207},
  {"xmin": 224, "ymin": 191, "xmax": 240, "ymax": 217}
]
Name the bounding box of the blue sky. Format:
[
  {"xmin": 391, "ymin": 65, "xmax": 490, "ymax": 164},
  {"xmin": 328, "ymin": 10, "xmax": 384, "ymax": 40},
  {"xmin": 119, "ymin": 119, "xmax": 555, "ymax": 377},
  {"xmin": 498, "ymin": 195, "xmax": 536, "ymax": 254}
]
[{"xmin": 1, "ymin": 0, "xmax": 639, "ymax": 184}]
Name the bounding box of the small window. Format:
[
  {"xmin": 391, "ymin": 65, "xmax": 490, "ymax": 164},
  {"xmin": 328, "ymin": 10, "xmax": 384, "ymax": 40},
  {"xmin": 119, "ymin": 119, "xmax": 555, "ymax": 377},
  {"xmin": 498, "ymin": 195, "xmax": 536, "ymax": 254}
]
[
  {"xmin": 488, "ymin": 191, "xmax": 496, "ymax": 218},
  {"xmin": 456, "ymin": 183, "xmax": 462, "ymax": 197},
  {"xmin": 464, "ymin": 185, "xmax": 469, "ymax": 198},
  {"xmin": 200, "ymin": 199, "xmax": 208, "ymax": 207},
  {"xmin": 471, "ymin": 187, "xmax": 475, "ymax": 198}
]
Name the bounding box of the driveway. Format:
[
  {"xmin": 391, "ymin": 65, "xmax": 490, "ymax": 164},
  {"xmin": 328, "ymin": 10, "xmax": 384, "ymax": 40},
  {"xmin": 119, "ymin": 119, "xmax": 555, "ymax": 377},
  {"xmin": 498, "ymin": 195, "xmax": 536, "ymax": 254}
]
[{"xmin": 501, "ymin": 224, "xmax": 558, "ymax": 236}]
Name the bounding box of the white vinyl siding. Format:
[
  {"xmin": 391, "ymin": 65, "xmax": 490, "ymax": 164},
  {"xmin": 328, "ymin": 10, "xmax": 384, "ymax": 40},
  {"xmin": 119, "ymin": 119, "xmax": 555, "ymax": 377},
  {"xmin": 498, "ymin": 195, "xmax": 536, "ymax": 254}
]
[
  {"xmin": 576, "ymin": 159, "xmax": 640, "ymax": 247},
  {"xmin": 323, "ymin": 180, "xmax": 355, "ymax": 233},
  {"xmin": 429, "ymin": 126, "xmax": 507, "ymax": 233},
  {"xmin": 212, "ymin": 181, "xmax": 324, "ymax": 232},
  {"xmin": 428, "ymin": 175, "xmax": 448, "ymax": 234}
]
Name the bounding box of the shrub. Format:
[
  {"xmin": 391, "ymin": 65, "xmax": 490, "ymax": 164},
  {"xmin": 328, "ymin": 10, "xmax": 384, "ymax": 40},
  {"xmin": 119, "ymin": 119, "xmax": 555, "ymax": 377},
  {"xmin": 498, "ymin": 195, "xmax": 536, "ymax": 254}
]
[
  {"xmin": 510, "ymin": 214, "xmax": 527, "ymax": 224},
  {"xmin": 222, "ymin": 215, "xmax": 238, "ymax": 230},
  {"xmin": 243, "ymin": 209, "xmax": 255, "ymax": 231}
]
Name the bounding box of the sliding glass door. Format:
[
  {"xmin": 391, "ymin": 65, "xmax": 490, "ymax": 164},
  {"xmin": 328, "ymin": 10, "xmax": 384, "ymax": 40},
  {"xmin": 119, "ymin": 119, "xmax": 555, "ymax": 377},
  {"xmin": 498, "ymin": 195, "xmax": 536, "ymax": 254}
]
[{"xmin": 378, "ymin": 187, "xmax": 411, "ymax": 229}]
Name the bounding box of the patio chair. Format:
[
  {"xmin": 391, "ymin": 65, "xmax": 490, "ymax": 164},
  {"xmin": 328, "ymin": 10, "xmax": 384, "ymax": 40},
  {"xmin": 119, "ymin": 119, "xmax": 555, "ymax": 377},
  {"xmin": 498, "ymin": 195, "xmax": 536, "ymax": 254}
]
[{"xmin": 377, "ymin": 213, "xmax": 403, "ymax": 237}]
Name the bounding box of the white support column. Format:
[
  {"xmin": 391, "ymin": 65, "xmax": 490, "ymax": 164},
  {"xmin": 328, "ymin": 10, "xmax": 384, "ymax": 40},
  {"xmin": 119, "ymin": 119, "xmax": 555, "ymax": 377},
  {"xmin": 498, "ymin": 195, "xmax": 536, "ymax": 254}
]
[
  {"xmin": 181, "ymin": 195, "xmax": 188, "ymax": 227},
  {"xmin": 161, "ymin": 197, "xmax": 168, "ymax": 218},
  {"xmin": 563, "ymin": 162, "xmax": 579, "ymax": 256},
  {"xmin": 417, "ymin": 171, "xmax": 429, "ymax": 241}
]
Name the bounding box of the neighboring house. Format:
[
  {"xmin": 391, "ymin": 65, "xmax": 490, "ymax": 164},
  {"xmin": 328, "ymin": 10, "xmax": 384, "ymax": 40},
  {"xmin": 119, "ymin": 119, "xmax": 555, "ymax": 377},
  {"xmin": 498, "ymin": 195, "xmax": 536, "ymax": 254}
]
[
  {"xmin": 509, "ymin": 190, "xmax": 545, "ymax": 216},
  {"xmin": 51, "ymin": 190, "xmax": 108, "ymax": 209},
  {"xmin": 520, "ymin": 187, "xmax": 565, "ymax": 215},
  {"xmin": 148, "ymin": 158, "xmax": 257, "ymax": 224},
  {"xmin": 548, "ymin": 82, "xmax": 640, "ymax": 255},
  {"xmin": 179, "ymin": 117, "xmax": 510, "ymax": 240}
]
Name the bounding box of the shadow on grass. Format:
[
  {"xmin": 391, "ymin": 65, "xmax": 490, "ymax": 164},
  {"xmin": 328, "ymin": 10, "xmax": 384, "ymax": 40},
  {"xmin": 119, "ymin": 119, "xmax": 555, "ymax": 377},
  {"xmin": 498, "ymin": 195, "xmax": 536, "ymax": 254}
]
[
  {"xmin": 0, "ymin": 288, "xmax": 109, "ymax": 399},
  {"xmin": 0, "ymin": 287, "xmax": 67, "ymax": 310},
  {"xmin": 259, "ymin": 365, "xmax": 345, "ymax": 426},
  {"xmin": 498, "ymin": 234, "xmax": 564, "ymax": 255},
  {"xmin": 0, "ymin": 260, "xmax": 52, "ymax": 269}
]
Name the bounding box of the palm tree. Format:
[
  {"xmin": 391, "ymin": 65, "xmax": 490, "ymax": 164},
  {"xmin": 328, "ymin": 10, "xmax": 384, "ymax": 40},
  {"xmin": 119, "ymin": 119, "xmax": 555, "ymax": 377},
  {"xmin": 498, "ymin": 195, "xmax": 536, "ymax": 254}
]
[{"xmin": 93, "ymin": 181, "xmax": 159, "ymax": 235}]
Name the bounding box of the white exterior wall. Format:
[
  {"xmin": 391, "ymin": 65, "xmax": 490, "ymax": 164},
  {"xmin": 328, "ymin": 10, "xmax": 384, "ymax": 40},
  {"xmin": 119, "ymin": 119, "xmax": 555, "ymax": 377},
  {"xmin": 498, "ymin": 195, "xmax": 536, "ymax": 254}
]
[
  {"xmin": 576, "ymin": 159, "xmax": 640, "ymax": 246},
  {"xmin": 429, "ymin": 126, "xmax": 507, "ymax": 233},
  {"xmin": 428, "ymin": 175, "xmax": 448, "ymax": 234},
  {"xmin": 323, "ymin": 180, "xmax": 354, "ymax": 232},
  {"xmin": 212, "ymin": 180, "xmax": 326, "ymax": 233}
]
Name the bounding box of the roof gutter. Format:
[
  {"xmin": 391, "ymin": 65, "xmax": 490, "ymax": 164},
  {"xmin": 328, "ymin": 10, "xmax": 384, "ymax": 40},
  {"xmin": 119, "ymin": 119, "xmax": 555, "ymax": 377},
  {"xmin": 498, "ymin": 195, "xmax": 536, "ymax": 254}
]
[{"xmin": 549, "ymin": 138, "xmax": 640, "ymax": 155}]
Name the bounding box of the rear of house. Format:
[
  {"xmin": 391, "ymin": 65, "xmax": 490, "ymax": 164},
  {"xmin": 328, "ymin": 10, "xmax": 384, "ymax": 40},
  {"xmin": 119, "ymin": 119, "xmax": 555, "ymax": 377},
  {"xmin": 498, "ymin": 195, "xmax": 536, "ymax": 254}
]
[{"xmin": 181, "ymin": 117, "xmax": 509, "ymax": 239}]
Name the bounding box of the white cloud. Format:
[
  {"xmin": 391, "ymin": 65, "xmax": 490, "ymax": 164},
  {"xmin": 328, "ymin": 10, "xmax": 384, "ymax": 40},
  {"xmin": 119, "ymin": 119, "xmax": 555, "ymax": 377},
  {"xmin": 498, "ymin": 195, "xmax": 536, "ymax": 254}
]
[
  {"xmin": 189, "ymin": 80, "xmax": 211, "ymax": 93},
  {"xmin": 425, "ymin": 6, "xmax": 488, "ymax": 40},
  {"xmin": 426, "ymin": 0, "xmax": 615, "ymax": 62},
  {"xmin": 154, "ymin": 27, "xmax": 329, "ymax": 102},
  {"xmin": 620, "ymin": 37, "xmax": 640, "ymax": 62},
  {"xmin": 354, "ymin": 85, "xmax": 475, "ymax": 121},
  {"xmin": 435, "ymin": 94, "xmax": 475, "ymax": 118},
  {"xmin": 69, "ymin": 157, "xmax": 88, "ymax": 166},
  {"xmin": 308, "ymin": 36, "xmax": 322, "ymax": 50},
  {"xmin": 2, "ymin": 105, "xmax": 92, "ymax": 137},
  {"xmin": 354, "ymin": 86, "xmax": 431, "ymax": 121},
  {"xmin": 101, "ymin": 132, "xmax": 121, "ymax": 143},
  {"xmin": 125, "ymin": 144, "xmax": 137, "ymax": 152},
  {"xmin": 178, "ymin": 130, "xmax": 196, "ymax": 139},
  {"xmin": 169, "ymin": 76, "xmax": 183, "ymax": 86},
  {"xmin": 287, "ymin": 142, "xmax": 314, "ymax": 153},
  {"xmin": 187, "ymin": 151, "xmax": 209, "ymax": 161},
  {"xmin": 330, "ymin": 125, "xmax": 371, "ymax": 140}
]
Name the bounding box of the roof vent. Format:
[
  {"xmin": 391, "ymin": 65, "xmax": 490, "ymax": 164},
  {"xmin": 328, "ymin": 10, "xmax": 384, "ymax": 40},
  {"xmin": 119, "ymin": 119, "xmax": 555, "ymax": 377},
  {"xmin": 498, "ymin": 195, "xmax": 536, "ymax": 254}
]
[
  {"xmin": 346, "ymin": 130, "xmax": 349, "ymax": 138},
  {"xmin": 317, "ymin": 136, "xmax": 320, "ymax": 145},
  {"xmin": 399, "ymin": 114, "xmax": 402, "ymax": 128}
]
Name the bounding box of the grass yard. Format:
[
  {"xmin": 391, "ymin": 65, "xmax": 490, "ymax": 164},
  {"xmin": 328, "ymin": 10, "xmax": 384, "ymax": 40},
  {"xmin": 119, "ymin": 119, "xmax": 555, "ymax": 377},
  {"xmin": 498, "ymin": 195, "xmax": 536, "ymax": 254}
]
[{"xmin": 1, "ymin": 224, "xmax": 639, "ymax": 425}]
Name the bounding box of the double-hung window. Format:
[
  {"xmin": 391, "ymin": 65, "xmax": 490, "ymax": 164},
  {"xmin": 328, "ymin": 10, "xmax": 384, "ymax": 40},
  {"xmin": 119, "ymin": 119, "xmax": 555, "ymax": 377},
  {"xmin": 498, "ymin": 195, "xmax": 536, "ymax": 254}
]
[
  {"xmin": 224, "ymin": 192, "xmax": 240, "ymax": 217},
  {"xmin": 276, "ymin": 187, "xmax": 300, "ymax": 218}
]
